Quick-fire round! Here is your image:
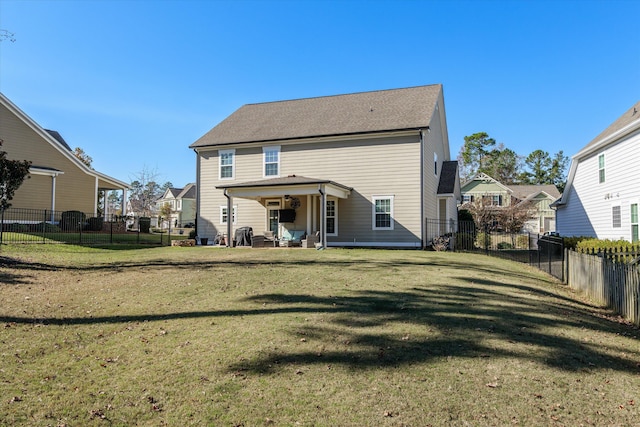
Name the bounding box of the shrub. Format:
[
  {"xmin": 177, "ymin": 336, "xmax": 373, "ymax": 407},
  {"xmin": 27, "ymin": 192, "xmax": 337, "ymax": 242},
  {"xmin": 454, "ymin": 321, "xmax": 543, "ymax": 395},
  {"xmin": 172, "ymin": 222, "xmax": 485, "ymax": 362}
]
[
  {"xmin": 497, "ymin": 242, "xmax": 513, "ymax": 250},
  {"xmin": 139, "ymin": 217, "xmax": 151, "ymax": 233},
  {"xmin": 87, "ymin": 217, "xmax": 104, "ymax": 232},
  {"xmin": 431, "ymin": 235, "xmax": 451, "ymax": 251},
  {"xmin": 516, "ymin": 234, "xmax": 529, "ymax": 249},
  {"xmin": 188, "ymin": 229, "xmax": 197, "ymax": 239},
  {"xmin": 476, "ymin": 232, "xmax": 492, "ymax": 249},
  {"xmin": 35, "ymin": 222, "xmax": 60, "ymax": 233},
  {"xmin": 3, "ymin": 223, "xmax": 28, "ymax": 232},
  {"xmin": 59, "ymin": 211, "xmax": 86, "ymax": 232}
]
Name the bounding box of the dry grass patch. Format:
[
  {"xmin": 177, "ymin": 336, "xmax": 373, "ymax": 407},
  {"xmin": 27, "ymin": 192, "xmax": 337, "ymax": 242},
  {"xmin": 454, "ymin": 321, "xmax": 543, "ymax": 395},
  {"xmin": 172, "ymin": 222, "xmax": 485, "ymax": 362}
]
[{"xmin": 1, "ymin": 245, "xmax": 639, "ymax": 426}]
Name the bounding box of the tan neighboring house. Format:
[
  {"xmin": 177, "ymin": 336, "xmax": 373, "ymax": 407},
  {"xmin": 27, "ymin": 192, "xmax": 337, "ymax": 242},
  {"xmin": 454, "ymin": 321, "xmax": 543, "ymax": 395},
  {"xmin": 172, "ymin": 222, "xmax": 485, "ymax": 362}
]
[
  {"xmin": 0, "ymin": 92, "xmax": 129, "ymax": 217},
  {"xmin": 155, "ymin": 183, "xmax": 197, "ymax": 228},
  {"xmin": 460, "ymin": 173, "xmax": 560, "ymax": 233},
  {"xmin": 189, "ymin": 84, "xmax": 460, "ymax": 248}
]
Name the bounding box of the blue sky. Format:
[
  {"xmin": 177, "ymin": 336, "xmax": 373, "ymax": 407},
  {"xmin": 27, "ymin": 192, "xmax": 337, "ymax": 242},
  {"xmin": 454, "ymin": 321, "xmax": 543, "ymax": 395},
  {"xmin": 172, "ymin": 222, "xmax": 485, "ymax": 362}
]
[{"xmin": 1, "ymin": 0, "xmax": 638, "ymax": 188}]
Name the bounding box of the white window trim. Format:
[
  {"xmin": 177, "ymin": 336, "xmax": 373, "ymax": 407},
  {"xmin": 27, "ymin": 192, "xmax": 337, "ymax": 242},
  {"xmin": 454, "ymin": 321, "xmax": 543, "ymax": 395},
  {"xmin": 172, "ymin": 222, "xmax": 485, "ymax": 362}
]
[
  {"xmin": 372, "ymin": 195, "xmax": 394, "ymax": 231},
  {"xmin": 263, "ymin": 146, "xmax": 281, "ymax": 178},
  {"xmin": 611, "ymin": 202, "xmax": 621, "ymax": 229},
  {"xmin": 631, "ymin": 201, "xmax": 639, "ymax": 242},
  {"xmin": 598, "ymin": 153, "xmax": 605, "ymax": 184},
  {"xmin": 220, "ymin": 205, "xmax": 237, "ymax": 225},
  {"xmin": 219, "ymin": 149, "xmax": 235, "ymax": 180},
  {"xmin": 434, "ymin": 152, "xmax": 438, "ymax": 176},
  {"xmin": 326, "ymin": 198, "xmax": 338, "ymax": 236}
]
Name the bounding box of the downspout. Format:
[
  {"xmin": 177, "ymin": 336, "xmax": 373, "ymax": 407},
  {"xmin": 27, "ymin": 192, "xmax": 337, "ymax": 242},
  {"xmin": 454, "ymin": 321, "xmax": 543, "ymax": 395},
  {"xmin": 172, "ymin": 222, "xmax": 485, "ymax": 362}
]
[
  {"xmin": 224, "ymin": 189, "xmax": 232, "ymax": 247},
  {"xmin": 419, "ymin": 129, "xmax": 425, "ymax": 249},
  {"xmin": 318, "ymin": 185, "xmax": 325, "ymax": 249},
  {"xmin": 51, "ymin": 175, "xmax": 57, "ymax": 223}
]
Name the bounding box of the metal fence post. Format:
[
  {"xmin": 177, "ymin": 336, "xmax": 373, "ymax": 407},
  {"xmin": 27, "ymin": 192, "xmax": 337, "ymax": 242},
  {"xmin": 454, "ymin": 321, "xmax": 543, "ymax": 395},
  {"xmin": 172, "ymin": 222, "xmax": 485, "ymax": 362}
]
[{"xmin": 0, "ymin": 208, "xmax": 4, "ymax": 245}]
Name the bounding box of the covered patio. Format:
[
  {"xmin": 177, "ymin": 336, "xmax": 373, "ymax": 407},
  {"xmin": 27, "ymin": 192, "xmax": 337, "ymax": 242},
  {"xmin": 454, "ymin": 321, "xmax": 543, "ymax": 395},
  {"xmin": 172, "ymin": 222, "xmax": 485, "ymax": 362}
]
[{"xmin": 216, "ymin": 175, "xmax": 352, "ymax": 248}]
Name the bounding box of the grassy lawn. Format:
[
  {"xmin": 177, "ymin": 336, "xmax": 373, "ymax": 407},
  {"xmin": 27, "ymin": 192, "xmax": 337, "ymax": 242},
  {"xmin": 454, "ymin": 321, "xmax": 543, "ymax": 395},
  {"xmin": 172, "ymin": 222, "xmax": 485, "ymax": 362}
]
[{"xmin": 1, "ymin": 245, "xmax": 639, "ymax": 426}]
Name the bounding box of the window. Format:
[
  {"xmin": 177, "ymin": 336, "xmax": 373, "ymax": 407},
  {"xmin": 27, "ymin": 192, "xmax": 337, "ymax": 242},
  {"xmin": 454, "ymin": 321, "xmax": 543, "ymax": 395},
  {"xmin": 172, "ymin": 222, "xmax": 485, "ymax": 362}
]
[
  {"xmin": 220, "ymin": 205, "xmax": 237, "ymax": 225},
  {"xmin": 462, "ymin": 194, "xmax": 474, "ymax": 204},
  {"xmin": 326, "ymin": 199, "xmax": 337, "ymax": 235},
  {"xmin": 631, "ymin": 203, "xmax": 638, "ymax": 242},
  {"xmin": 598, "ymin": 153, "xmax": 605, "ymax": 183},
  {"xmin": 219, "ymin": 149, "xmax": 235, "ymax": 179},
  {"xmin": 372, "ymin": 196, "xmax": 394, "ymax": 230},
  {"xmin": 176, "ymin": 200, "xmax": 182, "ymax": 211},
  {"xmin": 612, "ymin": 205, "xmax": 621, "ymax": 228},
  {"xmin": 434, "ymin": 152, "xmax": 438, "ymax": 176},
  {"xmin": 482, "ymin": 194, "xmax": 502, "ymax": 206},
  {"xmin": 263, "ymin": 146, "xmax": 280, "ymax": 177}
]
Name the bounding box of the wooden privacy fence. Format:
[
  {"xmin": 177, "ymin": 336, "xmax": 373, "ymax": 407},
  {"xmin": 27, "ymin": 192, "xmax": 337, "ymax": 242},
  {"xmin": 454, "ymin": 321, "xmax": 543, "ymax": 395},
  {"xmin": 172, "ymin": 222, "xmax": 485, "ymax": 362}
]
[{"xmin": 567, "ymin": 250, "xmax": 640, "ymax": 326}]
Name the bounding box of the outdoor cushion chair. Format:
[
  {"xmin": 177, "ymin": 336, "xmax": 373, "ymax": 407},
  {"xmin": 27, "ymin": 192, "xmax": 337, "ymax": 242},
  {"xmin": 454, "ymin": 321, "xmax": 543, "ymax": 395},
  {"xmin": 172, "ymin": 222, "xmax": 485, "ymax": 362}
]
[{"xmin": 279, "ymin": 230, "xmax": 306, "ymax": 247}]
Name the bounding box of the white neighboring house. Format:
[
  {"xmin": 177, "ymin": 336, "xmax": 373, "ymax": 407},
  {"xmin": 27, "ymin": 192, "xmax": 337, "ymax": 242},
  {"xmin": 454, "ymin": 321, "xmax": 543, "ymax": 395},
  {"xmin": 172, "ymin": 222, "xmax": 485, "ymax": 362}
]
[{"xmin": 553, "ymin": 101, "xmax": 640, "ymax": 242}]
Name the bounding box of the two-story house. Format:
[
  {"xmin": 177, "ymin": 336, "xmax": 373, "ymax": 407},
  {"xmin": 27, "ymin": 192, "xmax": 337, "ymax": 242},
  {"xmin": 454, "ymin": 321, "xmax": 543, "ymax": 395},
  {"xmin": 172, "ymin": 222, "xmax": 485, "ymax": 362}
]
[
  {"xmin": 189, "ymin": 84, "xmax": 460, "ymax": 248},
  {"xmin": 461, "ymin": 173, "xmax": 560, "ymax": 233},
  {"xmin": 553, "ymin": 101, "xmax": 640, "ymax": 241},
  {"xmin": 0, "ymin": 92, "xmax": 129, "ymax": 218},
  {"xmin": 155, "ymin": 183, "xmax": 197, "ymax": 228}
]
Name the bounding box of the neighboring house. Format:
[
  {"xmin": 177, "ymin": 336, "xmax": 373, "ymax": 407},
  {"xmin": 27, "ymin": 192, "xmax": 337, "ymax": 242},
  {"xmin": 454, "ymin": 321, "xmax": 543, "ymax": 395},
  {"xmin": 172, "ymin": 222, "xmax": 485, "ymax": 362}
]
[
  {"xmin": 189, "ymin": 84, "xmax": 460, "ymax": 248},
  {"xmin": 554, "ymin": 101, "xmax": 640, "ymax": 242},
  {"xmin": 0, "ymin": 92, "xmax": 129, "ymax": 217},
  {"xmin": 460, "ymin": 173, "xmax": 560, "ymax": 233},
  {"xmin": 155, "ymin": 183, "xmax": 197, "ymax": 228}
]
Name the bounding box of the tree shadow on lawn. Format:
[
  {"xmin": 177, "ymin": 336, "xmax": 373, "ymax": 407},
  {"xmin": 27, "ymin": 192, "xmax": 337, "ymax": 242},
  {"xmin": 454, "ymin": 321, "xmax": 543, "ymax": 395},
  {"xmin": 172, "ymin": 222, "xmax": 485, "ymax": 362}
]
[
  {"xmin": 228, "ymin": 285, "xmax": 640, "ymax": 375},
  {"xmin": 2, "ymin": 279, "xmax": 638, "ymax": 374}
]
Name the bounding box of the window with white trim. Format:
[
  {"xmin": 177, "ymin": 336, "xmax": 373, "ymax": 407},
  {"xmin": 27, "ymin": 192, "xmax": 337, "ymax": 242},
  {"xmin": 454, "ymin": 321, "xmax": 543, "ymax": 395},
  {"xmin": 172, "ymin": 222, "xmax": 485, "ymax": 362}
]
[
  {"xmin": 220, "ymin": 205, "xmax": 237, "ymax": 225},
  {"xmin": 612, "ymin": 204, "xmax": 621, "ymax": 228},
  {"xmin": 176, "ymin": 200, "xmax": 182, "ymax": 211},
  {"xmin": 219, "ymin": 149, "xmax": 235, "ymax": 179},
  {"xmin": 434, "ymin": 152, "xmax": 438, "ymax": 176},
  {"xmin": 326, "ymin": 199, "xmax": 337, "ymax": 236},
  {"xmin": 598, "ymin": 153, "xmax": 605, "ymax": 183},
  {"xmin": 263, "ymin": 146, "xmax": 280, "ymax": 177},
  {"xmin": 462, "ymin": 194, "xmax": 474, "ymax": 204},
  {"xmin": 372, "ymin": 196, "xmax": 394, "ymax": 230},
  {"xmin": 631, "ymin": 203, "xmax": 638, "ymax": 242}
]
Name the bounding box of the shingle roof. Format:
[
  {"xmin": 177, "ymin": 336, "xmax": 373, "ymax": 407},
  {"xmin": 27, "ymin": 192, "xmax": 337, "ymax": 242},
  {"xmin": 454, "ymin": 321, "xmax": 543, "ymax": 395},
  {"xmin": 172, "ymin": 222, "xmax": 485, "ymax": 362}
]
[
  {"xmin": 190, "ymin": 85, "xmax": 442, "ymax": 148},
  {"xmin": 437, "ymin": 161, "xmax": 458, "ymax": 194},
  {"xmin": 580, "ymin": 101, "xmax": 640, "ymax": 155},
  {"xmin": 177, "ymin": 183, "xmax": 196, "ymax": 199},
  {"xmin": 510, "ymin": 184, "xmax": 561, "ymax": 200},
  {"xmin": 45, "ymin": 130, "xmax": 72, "ymax": 151},
  {"xmin": 216, "ymin": 175, "xmax": 352, "ymax": 191}
]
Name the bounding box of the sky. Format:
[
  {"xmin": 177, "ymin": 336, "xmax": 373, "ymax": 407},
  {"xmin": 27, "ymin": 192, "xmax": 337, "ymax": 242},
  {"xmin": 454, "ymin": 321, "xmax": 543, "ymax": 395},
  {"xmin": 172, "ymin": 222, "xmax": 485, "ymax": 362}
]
[{"xmin": 1, "ymin": 0, "xmax": 639, "ymax": 189}]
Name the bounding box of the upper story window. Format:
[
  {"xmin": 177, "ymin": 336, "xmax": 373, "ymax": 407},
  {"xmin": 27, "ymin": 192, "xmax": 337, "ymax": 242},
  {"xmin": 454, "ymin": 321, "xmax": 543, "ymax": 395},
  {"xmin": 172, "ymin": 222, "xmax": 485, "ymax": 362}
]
[
  {"xmin": 219, "ymin": 149, "xmax": 235, "ymax": 179},
  {"xmin": 482, "ymin": 194, "xmax": 502, "ymax": 206},
  {"xmin": 462, "ymin": 194, "xmax": 474, "ymax": 204},
  {"xmin": 176, "ymin": 200, "xmax": 182, "ymax": 211},
  {"xmin": 434, "ymin": 152, "xmax": 438, "ymax": 176},
  {"xmin": 598, "ymin": 153, "xmax": 605, "ymax": 183},
  {"xmin": 263, "ymin": 146, "xmax": 280, "ymax": 177},
  {"xmin": 372, "ymin": 196, "xmax": 394, "ymax": 230}
]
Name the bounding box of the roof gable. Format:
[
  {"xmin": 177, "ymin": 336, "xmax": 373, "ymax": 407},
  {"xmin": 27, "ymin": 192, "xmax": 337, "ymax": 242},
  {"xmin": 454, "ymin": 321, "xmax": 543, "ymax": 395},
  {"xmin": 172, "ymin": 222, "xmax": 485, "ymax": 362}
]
[
  {"xmin": 0, "ymin": 92, "xmax": 129, "ymax": 189},
  {"xmin": 190, "ymin": 85, "xmax": 442, "ymax": 148},
  {"xmin": 579, "ymin": 101, "xmax": 640, "ymax": 157}
]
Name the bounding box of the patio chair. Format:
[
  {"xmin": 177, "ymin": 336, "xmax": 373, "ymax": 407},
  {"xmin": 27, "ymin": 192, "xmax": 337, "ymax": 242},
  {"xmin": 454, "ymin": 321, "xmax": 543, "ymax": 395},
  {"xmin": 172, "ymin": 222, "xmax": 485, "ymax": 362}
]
[{"xmin": 279, "ymin": 230, "xmax": 306, "ymax": 247}]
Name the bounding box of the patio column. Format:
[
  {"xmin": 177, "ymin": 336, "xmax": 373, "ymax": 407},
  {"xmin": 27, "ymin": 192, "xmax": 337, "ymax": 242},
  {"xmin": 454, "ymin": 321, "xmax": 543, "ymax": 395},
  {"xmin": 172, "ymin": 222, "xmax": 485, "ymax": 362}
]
[
  {"xmin": 306, "ymin": 194, "xmax": 312, "ymax": 236},
  {"xmin": 225, "ymin": 190, "xmax": 233, "ymax": 247},
  {"xmin": 318, "ymin": 185, "xmax": 326, "ymax": 247}
]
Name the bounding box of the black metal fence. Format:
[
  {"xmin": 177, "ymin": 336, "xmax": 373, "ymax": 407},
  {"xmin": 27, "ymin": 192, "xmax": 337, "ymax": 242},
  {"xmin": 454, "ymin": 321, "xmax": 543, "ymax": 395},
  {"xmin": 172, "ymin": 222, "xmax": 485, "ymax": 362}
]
[
  {"xmin": 0, "ymin": 207, "xmax": 195, "ymax": 246},
  {"xmin": 426, "ymin": 218, "xmax": 565, "ymax": 281}
]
